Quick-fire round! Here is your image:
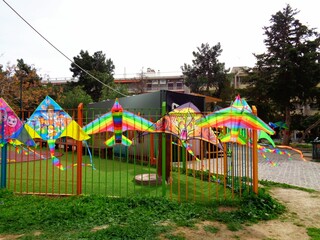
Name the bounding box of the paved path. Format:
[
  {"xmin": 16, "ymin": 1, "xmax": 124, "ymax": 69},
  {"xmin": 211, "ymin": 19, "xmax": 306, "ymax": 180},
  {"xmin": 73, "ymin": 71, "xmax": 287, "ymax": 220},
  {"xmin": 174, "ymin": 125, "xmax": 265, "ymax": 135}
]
[
  {"xmin": 258, "ymin": 150, "xmax": 320, "ymax": 191},
  {"xmin": 174, "ymin": 148, "xmax": 320, "ymax": 191}
]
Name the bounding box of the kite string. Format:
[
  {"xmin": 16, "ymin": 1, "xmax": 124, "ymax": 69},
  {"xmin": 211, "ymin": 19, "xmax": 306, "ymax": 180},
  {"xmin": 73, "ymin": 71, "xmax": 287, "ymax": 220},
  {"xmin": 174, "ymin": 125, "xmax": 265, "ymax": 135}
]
[{"xmin": 2, "ymin": 0, "xmax": 127, "ymax": 97}]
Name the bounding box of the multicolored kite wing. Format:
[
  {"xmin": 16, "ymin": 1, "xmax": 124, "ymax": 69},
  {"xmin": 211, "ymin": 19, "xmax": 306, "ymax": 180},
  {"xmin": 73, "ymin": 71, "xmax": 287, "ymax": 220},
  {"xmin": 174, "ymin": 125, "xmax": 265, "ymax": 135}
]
[{"xmin": 83, "ymin": 98, "xmax": 155, "ymax": 147}]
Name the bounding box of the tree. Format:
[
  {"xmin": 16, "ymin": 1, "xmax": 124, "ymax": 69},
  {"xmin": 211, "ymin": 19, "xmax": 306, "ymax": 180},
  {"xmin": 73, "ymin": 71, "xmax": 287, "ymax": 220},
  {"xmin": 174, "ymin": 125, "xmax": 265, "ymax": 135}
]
[
  {"xmin": 60, "ymin": 86, "xmax": 93, "ymax": 109},
  {"xmin": 0, "ymin": 65, "xmax": 14, "ymax": 103},
  {"xmin": 14, "ymin": 59, "xmax": 59, "ymax": 112},
  {"xmin": 0, "ymin": 59, "xmax": 56, "ymax": 114},
  {"xmin": 100, "ymin": 82, "xmax": 129, "ymax": 100},
  {"xmin": 242, "ymin": 5, "xmax": 320, "ymax": 145},
  {"xmin": 132, "ymin": 68, "xmax": 148, "ymax": 94},
  {"xmin": 69, "ymin": 50, "xmax": 115, "ymax": 102},
  {"xmin": 181, "ymin": 43, "xmax": 229, "ymax": 98}
]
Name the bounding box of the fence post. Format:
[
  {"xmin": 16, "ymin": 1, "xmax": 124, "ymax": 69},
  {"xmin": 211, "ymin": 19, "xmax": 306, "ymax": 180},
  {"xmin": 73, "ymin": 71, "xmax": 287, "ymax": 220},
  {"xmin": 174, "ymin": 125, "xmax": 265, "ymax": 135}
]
[
  {"xmin": 252, "ymin": 106, "xmax": 258, "ymax": 194},
  {"xmin": 161, "ymin": 101, "xmax": 166, "ymax": 197},
  {"xmin": 77, "ymin": 103, "xmax": 84, "ymax": 195},
  {"xmin": 0, "ymin": 143, "xmax": 7, "ymax": 188}
]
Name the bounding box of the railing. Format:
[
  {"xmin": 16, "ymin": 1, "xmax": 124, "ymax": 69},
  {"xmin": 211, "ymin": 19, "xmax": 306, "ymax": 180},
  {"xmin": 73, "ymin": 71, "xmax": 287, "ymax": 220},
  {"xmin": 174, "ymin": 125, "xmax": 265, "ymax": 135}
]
[{"xmin": 0, "ymin": 105, "xmax": 259, "ymax": 202}]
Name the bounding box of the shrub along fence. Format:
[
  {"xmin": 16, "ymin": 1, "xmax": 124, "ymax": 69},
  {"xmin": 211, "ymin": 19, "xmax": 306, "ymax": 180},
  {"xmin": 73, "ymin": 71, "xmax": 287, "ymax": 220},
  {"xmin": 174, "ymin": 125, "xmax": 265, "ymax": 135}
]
[{"xmin": 0, "ymin": 103, "xmax": 259, "ymax": 203}]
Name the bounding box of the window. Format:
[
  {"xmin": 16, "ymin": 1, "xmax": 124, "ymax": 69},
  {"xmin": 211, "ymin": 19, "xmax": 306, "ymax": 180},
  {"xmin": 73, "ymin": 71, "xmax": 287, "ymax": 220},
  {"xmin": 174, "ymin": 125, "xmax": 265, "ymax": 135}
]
[
  {"xmin": 176, "ymin": 82, "xmax": 183, "ymax": 89},
  {"xmin": 168, "ymin": 82, "xmax": 174, "ymax": 90},
  {"xmin": 159, "ymin": 79, "xmax": 166, "ymax": 85}
]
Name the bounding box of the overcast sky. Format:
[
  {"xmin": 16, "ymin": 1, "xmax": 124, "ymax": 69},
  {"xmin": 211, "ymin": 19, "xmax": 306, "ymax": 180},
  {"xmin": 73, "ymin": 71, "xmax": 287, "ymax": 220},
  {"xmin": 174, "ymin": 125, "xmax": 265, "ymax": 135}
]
[{"xmin": 1, "ymin": 0, "xmax": 319, "ymax": 79}]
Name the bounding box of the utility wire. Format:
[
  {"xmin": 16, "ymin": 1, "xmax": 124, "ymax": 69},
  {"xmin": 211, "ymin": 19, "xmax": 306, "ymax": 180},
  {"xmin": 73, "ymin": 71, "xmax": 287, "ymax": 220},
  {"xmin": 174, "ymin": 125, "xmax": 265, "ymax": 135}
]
[{"xmin": 3, "ymin": 0, "xmax": 127, "ymax": 97}]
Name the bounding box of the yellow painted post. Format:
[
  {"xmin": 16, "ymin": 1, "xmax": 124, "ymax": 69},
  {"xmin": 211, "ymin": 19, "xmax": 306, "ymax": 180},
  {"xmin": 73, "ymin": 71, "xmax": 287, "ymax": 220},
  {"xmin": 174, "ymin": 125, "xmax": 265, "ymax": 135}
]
[{"xmin": 252, "ymin": 106, "xmax": 258, "ymax": 194}]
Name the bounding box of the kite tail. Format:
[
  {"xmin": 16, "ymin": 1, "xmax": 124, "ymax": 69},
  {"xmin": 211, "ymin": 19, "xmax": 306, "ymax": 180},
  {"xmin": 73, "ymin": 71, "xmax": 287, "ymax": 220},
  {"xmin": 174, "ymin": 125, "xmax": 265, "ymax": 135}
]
[
  {"xmin": 50, "ymin": 141, "xmax": 96, "ymax": 171},
  {"xmin": 171, "ymin": 141, "xmax": 200, "ymax": 162},
  {"xmin": 83, "ymin": 140, "xmax": 95, "ymax": 170},
  {"xmin": 52, "ymin": 156, "xmax": 65, "ymax": 170},
  {"xmin": 47, "ymin": 140, "xmax": 65, "ymax": 170},
  {"xmin": 277, "ymin": 145, "xmax": 305, "ymax": 161},
  {"xmin": 181, "ymin": 141, "xmax": 200, "ymax": 161}
]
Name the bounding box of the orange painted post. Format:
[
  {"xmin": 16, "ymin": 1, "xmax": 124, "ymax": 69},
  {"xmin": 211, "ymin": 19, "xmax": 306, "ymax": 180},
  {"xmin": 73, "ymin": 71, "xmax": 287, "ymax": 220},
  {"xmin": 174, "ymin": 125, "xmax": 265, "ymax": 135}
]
[
  {"xmin": 252, "ymin": 106, "xmax": 258, "ymax": 194},
  {"xmin": 149, "ymin": 118, "xmax": 156, "ymax": 165},
  {"xmin": 77, "ymin": 103, "xmax": 84, "ymax": 195}
]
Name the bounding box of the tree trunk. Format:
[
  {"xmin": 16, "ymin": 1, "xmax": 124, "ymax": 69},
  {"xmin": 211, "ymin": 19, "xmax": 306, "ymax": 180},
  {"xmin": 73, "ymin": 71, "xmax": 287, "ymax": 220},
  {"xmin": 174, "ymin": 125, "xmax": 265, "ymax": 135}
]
[{"xmin": 282, "ymin": 106, "xmax": 291, "ymax": 145}]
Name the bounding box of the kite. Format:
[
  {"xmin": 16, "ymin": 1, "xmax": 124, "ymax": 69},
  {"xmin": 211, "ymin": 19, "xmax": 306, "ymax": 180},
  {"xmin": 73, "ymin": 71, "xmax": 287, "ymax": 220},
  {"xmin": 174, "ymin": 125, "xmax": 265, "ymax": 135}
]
[
  {"xmin": 26, "ymin": 96, "xmax": 90, "ymax": 170},
  {"xmin": 269, "ymin": 121, "xmax": 288, "ymax": 130},
  {"xmin": 231, "ymin": 98, "xmax": 298, "ymax": 163},
  {"xmin": 83, "ymin": 98, "xmax": 155, "ymax": 147},
  {"xmin": 196, "ymin": 95, "xmax": 275, "ymax": 145},
  {"xmin": 153, "ymin": 102, "xmax": 222, "ymax": 161},
  {"xmin": 0, "ymin": 98, "xmax": 35, "ymax": 147}
]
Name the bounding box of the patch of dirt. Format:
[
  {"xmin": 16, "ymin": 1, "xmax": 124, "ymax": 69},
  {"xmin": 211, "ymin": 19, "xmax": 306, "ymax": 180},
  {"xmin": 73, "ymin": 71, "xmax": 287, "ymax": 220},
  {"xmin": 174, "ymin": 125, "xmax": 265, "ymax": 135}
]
[
  {"xmin": 161, "ymin": 188, "xmax": 320, "ymax": 240},
  {"xmin": 0, "ymin": 231, "xmax": 42, "ymax": 240},
  {"xmin": 0, "ymin": 234, "xmax": 24, "ymax": 240}
]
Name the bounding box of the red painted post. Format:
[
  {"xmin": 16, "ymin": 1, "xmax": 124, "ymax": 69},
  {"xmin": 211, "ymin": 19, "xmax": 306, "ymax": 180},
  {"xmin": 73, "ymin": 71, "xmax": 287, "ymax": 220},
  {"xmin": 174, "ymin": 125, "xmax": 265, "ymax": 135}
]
[{"xmin": 77, "ymin": 103, "xmax": 84, "ymax": 195}]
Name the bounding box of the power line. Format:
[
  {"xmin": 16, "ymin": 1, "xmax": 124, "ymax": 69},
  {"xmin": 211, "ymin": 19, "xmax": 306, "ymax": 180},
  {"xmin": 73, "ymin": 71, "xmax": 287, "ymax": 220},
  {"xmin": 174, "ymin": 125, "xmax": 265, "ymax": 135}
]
[{"xmin": 2, "ymin": 0, "xmax": 127, "ymax": 97}]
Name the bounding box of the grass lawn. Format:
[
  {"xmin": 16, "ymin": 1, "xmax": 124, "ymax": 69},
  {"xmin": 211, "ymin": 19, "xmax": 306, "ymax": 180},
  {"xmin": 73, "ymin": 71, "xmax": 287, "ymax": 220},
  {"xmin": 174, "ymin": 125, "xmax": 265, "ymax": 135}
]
[
  {"xmin": 0, "ymin": 187, "xmax": 285, "ymax": 240},
  {"xmin": 4, "ymin": 152, "xmax": 238, "ymax": 203}
]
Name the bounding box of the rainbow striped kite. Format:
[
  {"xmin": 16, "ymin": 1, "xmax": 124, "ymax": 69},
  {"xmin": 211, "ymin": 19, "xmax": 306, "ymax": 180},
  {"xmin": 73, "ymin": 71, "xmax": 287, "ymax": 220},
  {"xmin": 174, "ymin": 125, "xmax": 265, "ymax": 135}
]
[
  {"xmin": 83, "ymin": 98, "xmax": 155, "ymax": 147},
  {"xmin": 196, "ymin": 95, "xmax": 275, "ymax": 145}
]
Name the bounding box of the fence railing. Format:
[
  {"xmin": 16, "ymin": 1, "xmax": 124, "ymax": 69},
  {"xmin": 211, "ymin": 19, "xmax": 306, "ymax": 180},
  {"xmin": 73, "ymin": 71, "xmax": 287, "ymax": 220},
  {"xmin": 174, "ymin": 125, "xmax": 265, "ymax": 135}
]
[{"xmin": 0, "ymin": 104, "xmax": 259, "ymax": 202}]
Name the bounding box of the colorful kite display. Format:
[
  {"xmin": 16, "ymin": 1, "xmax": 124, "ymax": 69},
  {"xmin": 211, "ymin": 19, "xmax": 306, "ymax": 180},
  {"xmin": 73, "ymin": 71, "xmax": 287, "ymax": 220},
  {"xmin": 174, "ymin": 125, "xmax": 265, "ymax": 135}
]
[
  {"xmin": 83, "ymin": 98, "xmax": 155, "ymax": 147},
  {"xmin": 26, "ymin": 96, "xmax": 90, "ymax": 170},
  {"xmin": 0, "ymin": 98, "xmax": 35, "ymax": 147},
  {"xmin": 154, "ymin": 102, "xmax": 222, "ymax": 161},
  {"xmin": 196, "ymin": 95, "xmax": 275, "ymax": 145}
]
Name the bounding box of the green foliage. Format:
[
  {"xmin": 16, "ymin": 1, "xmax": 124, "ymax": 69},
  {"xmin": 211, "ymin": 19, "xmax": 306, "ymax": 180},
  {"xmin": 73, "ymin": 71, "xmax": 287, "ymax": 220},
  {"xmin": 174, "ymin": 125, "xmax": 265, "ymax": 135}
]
[
  {"xmin": 69, "ymin": 50, "xmax": 115, "ymax": 102},
  {"xmin": 213, "ymin": 189, "xmax": 285, "ymax": 227},
  {"xmin": 307, "ymin": 228, "xmax": 320, "ymax": 240},
  {"xmin": 0, "ymin": 188, "xmax": 286, "ymax": 239},
  {"xmin": 181, "ymin": 42, "xmax": 229, "ymax": 98},
  {"xmin": 259, "ymin": 179, "xmax": 316, "ymax": 193},
  {"xmin": 164, "ymin": 233, "xmax": 186, "ymax": 240},
  {"xmin": 100, "ymin": 82, "xmax": 129, "ymax": 100},
  {"xmin": 241, "ymin": 4, "xmax": 320, "ymax": 144},
  {"xmin": 203, "ymin": 225, "xmax": 219, "ymax": 234},
  {"xmin": 0, "ymin": 59, "xmax": 56, "ymax": 112},
  {"xmin": 238, "ymin": 189, "xmax": 286, "ymax": 221},
  {"xmin": 60, "ymin": 86, "xmax": 93, "ymax": 109},
  {"xmin": 226, "ymin": 222, "xmax": 243, "ymax": 231}
]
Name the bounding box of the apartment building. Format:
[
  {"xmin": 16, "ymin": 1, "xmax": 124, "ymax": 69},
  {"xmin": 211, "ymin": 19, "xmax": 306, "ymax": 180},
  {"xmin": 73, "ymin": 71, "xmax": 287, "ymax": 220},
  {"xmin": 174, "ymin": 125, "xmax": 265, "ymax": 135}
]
[
  {"xmin": 114, "ymin": 68, "xmax": 189, "ymax": 94},
  {"xmin": 43, "ymin": 69, "xmax": 189, "ymax": 94},
  {"xmin": 230, "ymin": 66, "xmax": 249, "ymax": 89}
]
